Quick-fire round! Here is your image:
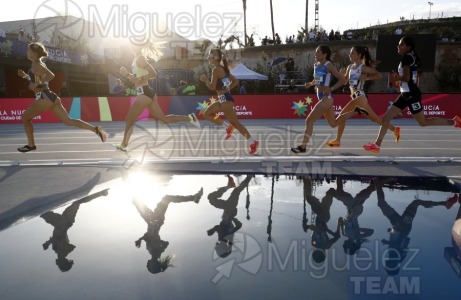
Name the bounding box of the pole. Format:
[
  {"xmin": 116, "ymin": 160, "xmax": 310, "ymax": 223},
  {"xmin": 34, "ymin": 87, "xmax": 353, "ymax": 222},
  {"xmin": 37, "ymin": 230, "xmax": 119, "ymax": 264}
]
[{"xmin": 305, "ymin": 0, "xmax": 308, "ymax": 33}]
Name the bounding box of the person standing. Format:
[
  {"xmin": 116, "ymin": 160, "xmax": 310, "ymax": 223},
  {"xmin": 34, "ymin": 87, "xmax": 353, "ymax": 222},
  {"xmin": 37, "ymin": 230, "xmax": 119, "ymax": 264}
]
[
  {"xmin": 363, "ymin": 36, "xmax": 461, "ymax": 153},
  {"xmin": 239, "ymin": 81, "xmax": 247, "ymax": 94}
]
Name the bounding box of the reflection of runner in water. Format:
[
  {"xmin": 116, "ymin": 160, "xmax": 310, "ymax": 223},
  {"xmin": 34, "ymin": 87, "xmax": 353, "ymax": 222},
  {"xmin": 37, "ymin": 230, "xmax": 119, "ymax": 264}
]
[
  {"xmin": 41, "ymin": 191, "xmax": 106, "ymax": 272},
  {"xmin": 134, "ymin": 188, "xmax": 203, "ymax": 274},
  {"xmin": 444, "ymin": 194, "xmax": 461, "ymax": 278},
  {"xmin": 375, "ymin": 179, "xmax": 456, "ymax": 275},
  {"xmin": 207, "ymin": 175, "xmax": 252, "ymax": 258},
  {"xmin": 302, "ymin": 177, "xmax": 342, "ymax": 263},
  {"xmin": 335, "ymin": 176, "xmax": 375, "ymax": 255}
]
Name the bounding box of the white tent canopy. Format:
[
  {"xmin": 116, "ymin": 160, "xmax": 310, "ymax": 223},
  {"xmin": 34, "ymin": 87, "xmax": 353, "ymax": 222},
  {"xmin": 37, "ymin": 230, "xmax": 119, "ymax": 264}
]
[{"xmin": 230, "ymin": 63, "xmax": 268, "ymax": 80}]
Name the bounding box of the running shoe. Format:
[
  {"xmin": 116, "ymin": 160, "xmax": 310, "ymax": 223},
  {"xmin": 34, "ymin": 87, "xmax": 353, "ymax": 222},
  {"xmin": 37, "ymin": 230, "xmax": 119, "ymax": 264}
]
[
  {"xmin": 225, "ymin": 124, "xmax": 234, "ymax": 140},
  {"xmin": 354, "ymin": 106, "xmax": 369, "ymax": 116},
  {"xmin": 326, "ymin": 140, "xmax": 341, "ymax": 147},
  {"xmin": 95, "ymin": 126, "xmax": 107, "ymax": 142},
  {"xmin": 17, "ymin": 145, "xmax": 37, "ymax": 153},
  {"xmin": 193, "ymin": 188, "xmax": 204, "ymax": 204},
  {"xmin": 249, "ymin": 140, "xmax": 259, "ymax": 155},
  {"xmin": 363, "ymin": 143, "xmax": 380, "ymax": 153},
  {"xmin": 446, "ymin": 194, "xmax": 459, "ymax": 209},
  {"xmin": 189, "ymin": 113, "xmax": 201, "ymax": 128},
  {"xmin": 291, "ymin": 145, "xmax": 307, "ymax": 153},
  {"xmin": 453, "ymin": 115, "xmax": 461, "ymax": 128},
  {"xmin": 114, "ymin": 144, "xmax": 128, "ymax": 152},
  {"xmin": 393, "ymin": 126, "xmax": 401, "ymax": 143}
]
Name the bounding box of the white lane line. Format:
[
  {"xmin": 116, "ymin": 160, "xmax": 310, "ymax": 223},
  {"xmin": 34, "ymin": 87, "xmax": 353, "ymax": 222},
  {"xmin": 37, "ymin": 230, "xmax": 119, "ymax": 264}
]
[
  {"xmin": 1, "ymin": 155, "xmax": 461, "ymax": 167},
  {"xmin": 1, "ymin": 147, "xmax": 461, "ymax": 156}
]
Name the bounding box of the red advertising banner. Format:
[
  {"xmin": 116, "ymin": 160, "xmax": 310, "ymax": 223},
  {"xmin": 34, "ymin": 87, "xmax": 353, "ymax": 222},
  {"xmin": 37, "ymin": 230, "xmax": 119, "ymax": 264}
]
[{"xmin": 1, "ymin": 94, "xmax": 460, "ymax": 124}]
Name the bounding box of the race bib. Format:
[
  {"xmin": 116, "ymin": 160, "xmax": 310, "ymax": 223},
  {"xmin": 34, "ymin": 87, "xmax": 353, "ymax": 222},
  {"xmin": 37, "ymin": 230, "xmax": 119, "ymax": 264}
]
[
  {"xmin": 218, "ymin": 94, "xmax": 227, "ymax": 103},
  {"xmin": 136, "ymin": 86, "xmax": 144, "ymax": 95},
  {"xmin": 35, "ymin": 92, "xmax": 42, "ymax": 100},
  {"xmin": 353, "ymin": 90, "xmax": 365, "ymax": 99},
  {"xmin": 411, "ymin": 102, "xmax": 421, "ymax": 111}
]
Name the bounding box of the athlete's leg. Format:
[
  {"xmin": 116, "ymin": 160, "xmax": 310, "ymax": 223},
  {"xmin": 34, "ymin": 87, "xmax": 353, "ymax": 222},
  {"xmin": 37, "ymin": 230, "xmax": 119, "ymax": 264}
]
[
  {"xmin": 148, "ymin": 95, "xmax": 190, "ymax": 124},
  {"xmin": 120, "ymin": 95, "xmax": 152, "ymax": 147},
  {"xmin": 203, "ymin": 101, "xmax": 225, "ymax": 126},
  {"xmin": 298, "ymin": 98, "xmax": 333, "ymax": 149},
  {"xmin": 412, "ymin": 111, "xmax": 454, "ymax": 127},
  {"xmin": 221, "ymin": 101, "xmax": 251, "ymax": 139},
  {"xmin": 21, "ymin": 98, "xmax": 53, "ymax": 147},
  {"xmin": 51, "ymin": 98, "xmax": 98, "ymax": 132},
  {"xmin": 373, "ymin": 106, "xmax": 402, "ymax": 147}
]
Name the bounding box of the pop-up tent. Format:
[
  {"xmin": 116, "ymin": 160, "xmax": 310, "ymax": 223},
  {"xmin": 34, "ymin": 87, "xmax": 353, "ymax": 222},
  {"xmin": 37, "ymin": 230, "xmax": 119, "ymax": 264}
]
[{"xmin": 230, "ymin": 63, "xmax": 268, "ymax": 80}]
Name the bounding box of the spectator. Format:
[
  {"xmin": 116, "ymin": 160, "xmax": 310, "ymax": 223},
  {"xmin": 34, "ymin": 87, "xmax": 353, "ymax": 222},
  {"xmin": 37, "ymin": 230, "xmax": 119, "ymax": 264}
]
[
  {"xmin": 309, "ymin": 29, "xmax": 315, "ymax": 42},
  {"xmin": 18, "ymin": 29, "xmax": 28, "ymax": 42},
  {"xmin": 372, "ymin": 31, "xmax": 378, "ymax": 40},
  {"xmin": 386, "ymin": 82, "xmax": 397, "ymax": 93},
  {"xmin": 248, "ymin": 34, "xmax": 255, "ymax": 46},
  {"xmin": 0, "ymin": 29, "xmax": 6, "ymax": 42},
  {"xmin": 347, "ymin": 31, "xmax": 353, "ymax": 40},
  {"xmin": 59, "ymin": 81, "xmax": 71, "ymax": 97},
  {"xmin": 239, "ymin": 81, "xmax": 247, "ymax": 94},
  {"xmin": 177, "ymin": 80, "xmax": 186, "ymax": 95},
  {"xmin": 112, "ymin": 79, "xmax": 125, "ymax": 96},
  {"xmin": 262, "ymin": 36, "xmax": 268, "ymax": 45},
  {"xmin": 335, "ymin": 31, "xmax": 341, "ymax": 40},
  {"xmin": 125, "ymin": 87, "xmax": 136, "ymax": 96},
  {"xmin": 0, "ymin": 86, "xmax": 7, "ymax": 98},
  {"xmin": 183, "ymin": 80, "xmax": 196, "ymax": 95},
  {"xmin": 275, "ymin": 33, "xmax": 281, "ymax": 45},
  {"xmin": 286, "ymin": 79, "xmax": 298, "ymax": 94},
  {"xmin": 329, "ymin": 30, "xmax": 335, "ymax": 41}
]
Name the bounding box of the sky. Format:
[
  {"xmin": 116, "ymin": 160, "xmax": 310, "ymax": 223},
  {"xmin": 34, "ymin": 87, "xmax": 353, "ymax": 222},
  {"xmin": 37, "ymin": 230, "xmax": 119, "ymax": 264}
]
[{"xmin": 1, "ymin": 0, "xmax": 460, "ymax": 45}]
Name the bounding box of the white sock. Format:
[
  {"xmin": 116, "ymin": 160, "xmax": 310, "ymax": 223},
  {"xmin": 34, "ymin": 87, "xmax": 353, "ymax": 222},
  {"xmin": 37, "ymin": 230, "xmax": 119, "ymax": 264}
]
[
  {"xmin": 249, "ymin": 136, "xmax": 256, "ymax": 144},
  {"xmin": 223, "ymin": 120, "xmax": 231, "ymax": 128}
]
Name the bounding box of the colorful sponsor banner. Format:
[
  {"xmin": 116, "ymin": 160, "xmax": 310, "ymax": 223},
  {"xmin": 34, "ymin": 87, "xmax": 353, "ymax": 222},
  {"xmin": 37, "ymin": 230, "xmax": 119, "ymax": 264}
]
[{"xmin": 1, "ymin": 94, "xmax": 460, "ymax": 124}]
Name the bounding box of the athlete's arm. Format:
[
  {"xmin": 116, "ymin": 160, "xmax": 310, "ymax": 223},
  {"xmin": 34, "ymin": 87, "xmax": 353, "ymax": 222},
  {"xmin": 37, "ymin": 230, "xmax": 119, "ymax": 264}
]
[
  {"xmin": 394, "ymin": 65, "xmax": 411, "ymax": 82},
  {"xmin": 120, "ymin": 67, "xmax": 134, "ymax": 84},
  {"xmin": 325, "ymin": 63, "xmax": 346, "ymax": 95},
  {"xmin": 344, "ymin": 65, "xmax": 352, "ymax": 85},
  {"xmin": 227, "ymin": 73, "xmax": 239, "ymax": 91},
  {"xmin": 200, "ymin": 67, "xmax": 221, "ymax": 91},
  {"xmin": 35, "ymin": 63, "xmax": 55, "ymax": 83},
  {"xmin": 361, "ymin": 65, "xmax": 382, "ymax": 81}
]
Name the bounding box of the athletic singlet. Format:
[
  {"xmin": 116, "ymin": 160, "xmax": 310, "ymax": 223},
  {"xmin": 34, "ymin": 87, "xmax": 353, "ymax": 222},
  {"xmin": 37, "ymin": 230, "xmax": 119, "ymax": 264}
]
[
  {"xmin": 313, "ymin": 61, "xmax": 332, "ymax": 87},
  {"xmin": 398, "ymin": 52, "xmax": 419, "ymax": 93},
  {"xmin": 27, "ymin": 68, "xmax": 48, "ymax": 89},
  {"xmin": 216, "ymin": 69, "xmax": 232, "ymax": 90},
  {"xmin": 131, "ymin": 57, "xmax": 149, "ymax": 78},
  {"xmin": 348, "ymin": 64, "xmax": 364, "ymax": 91},
  {"xmin": 344, "ymin": 214, "xmax": 360, "ymax": 240}
]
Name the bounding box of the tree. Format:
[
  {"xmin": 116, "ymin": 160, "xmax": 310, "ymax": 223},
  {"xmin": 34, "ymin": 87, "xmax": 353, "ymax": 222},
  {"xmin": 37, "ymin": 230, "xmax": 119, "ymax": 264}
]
[{"xmin": 243, "ymin": 0, "xmax": 247, "ymax": 47}]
